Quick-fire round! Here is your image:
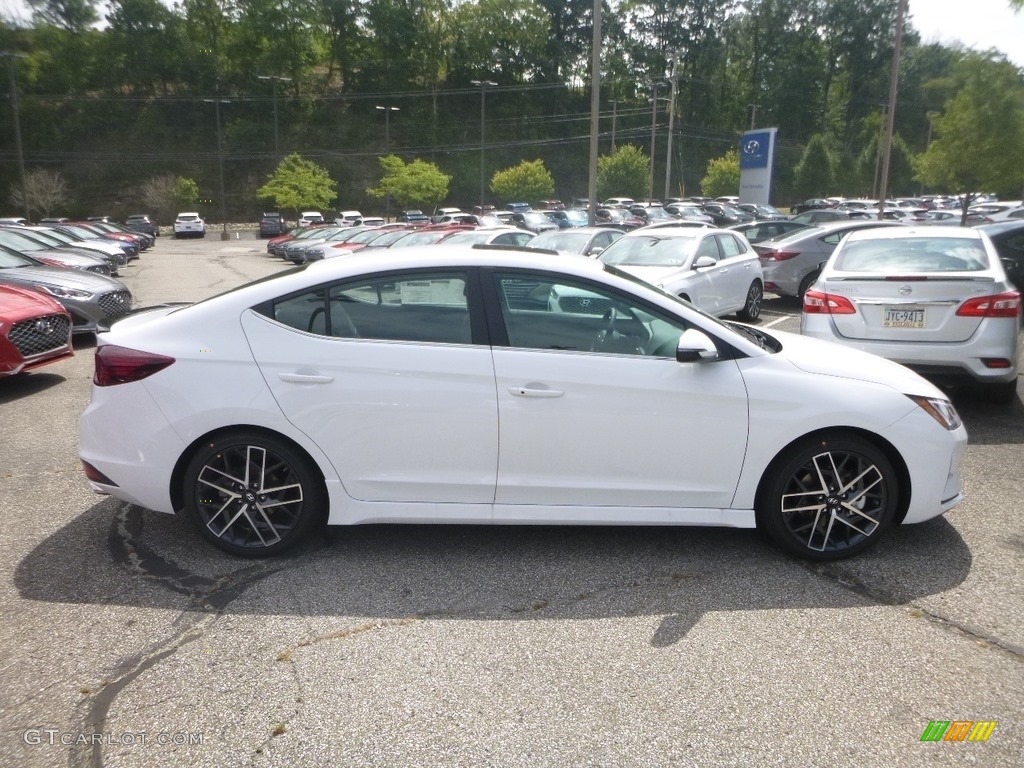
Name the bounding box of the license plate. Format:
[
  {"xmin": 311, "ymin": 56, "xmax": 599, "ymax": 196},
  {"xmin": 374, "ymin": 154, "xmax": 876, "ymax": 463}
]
[{"xmin": 883, "ymin": 306, "xmax": 925, "ymax": 328}]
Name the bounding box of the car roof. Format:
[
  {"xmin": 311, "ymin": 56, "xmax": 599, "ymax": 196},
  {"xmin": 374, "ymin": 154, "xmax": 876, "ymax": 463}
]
[{"xmin": 842, "ymin": 225, "xmax": 985, "ymax": 242}]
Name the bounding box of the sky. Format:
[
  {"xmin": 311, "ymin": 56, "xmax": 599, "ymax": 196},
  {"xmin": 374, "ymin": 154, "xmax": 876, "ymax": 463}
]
[
  {"xmin": 0, "ymin": 0, "xmax": 1022, "ymax": 68},
  {"xmin": 907, "ymin": 0, "xmax": 1024, "ymax": 66}
]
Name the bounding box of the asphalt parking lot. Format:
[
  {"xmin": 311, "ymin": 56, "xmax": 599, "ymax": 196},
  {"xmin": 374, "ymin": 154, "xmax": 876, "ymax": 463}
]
[{"xmin": 1, "ymin": 233, "xmax": 1021, "ymax": 768}]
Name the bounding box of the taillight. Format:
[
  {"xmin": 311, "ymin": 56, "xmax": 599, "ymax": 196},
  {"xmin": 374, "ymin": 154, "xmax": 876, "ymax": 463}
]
[
  {"xmin": 759, "ymin": 250, "xmax": 799, "ymax": 262},
  {"xmin": 955, "ymin": 291, "xmax": 1021, "ymax": 318},
  {"xmin": 94, "ymin": 345, "xmax": 175, "ymax": 386},
  {"xmin": 803, "ymin": 289, "xmax": 856, "ymax": 315}
]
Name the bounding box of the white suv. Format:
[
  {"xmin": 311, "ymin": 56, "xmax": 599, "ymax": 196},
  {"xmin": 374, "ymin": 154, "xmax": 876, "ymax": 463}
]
[
  {"xmin": 173, "ymin": 212, "xmax": 206, "ymax": 238},
  {"xmin": 298, "ymin": 211, "xmax": 325, "ymax": 227}
]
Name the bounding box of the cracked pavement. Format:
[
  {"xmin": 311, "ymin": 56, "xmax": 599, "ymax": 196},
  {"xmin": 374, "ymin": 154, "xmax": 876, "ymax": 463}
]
[{"xmin": 1, "ymin": 235, "xmax": 1021, "ymax": 767}]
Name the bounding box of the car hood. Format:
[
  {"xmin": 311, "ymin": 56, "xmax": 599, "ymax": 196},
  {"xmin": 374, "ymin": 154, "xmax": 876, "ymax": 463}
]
[
  {"xmin": 765, "ymin": 327, "xmax": 946, "ymax": 398},
  {"xmin": 0, "ymin": 283, "xmax": 64, "ymax": 316},
  {"xmin": 0, "ymin": 265, "xmax": 126, "ymax": 292}
]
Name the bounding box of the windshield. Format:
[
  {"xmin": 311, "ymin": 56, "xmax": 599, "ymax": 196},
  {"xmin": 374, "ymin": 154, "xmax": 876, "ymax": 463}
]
[
  {"xmin": 0, "ymin": 230, "xmax": 48, "ymax": 252},
  {"xmin": 833, "ymin": 237, "xmax": 990, "ymax": 272},
  {"xmin": 529, "ymin": 232, "xmax": 589, "ymax": 252},
  {"xmin": 599, "ymin": 235, "xmax": 696, "ymax": 267},
  {"xmin": 443, "ymin": 232, "xmax": 493, "ymax": 245},
  {"xmin": 0, "ymin": 248, "xmax": 37, "ymax": 267}
]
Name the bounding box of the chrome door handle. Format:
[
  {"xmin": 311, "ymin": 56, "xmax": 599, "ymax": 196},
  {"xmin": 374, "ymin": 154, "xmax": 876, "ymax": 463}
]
[
  {"xmin": 279, "ymin": 373, "xmax": 334, "ymax": 384},
  {"xmin": 508, "ymin": 386, "xmax": 564, "ymax": 398}
]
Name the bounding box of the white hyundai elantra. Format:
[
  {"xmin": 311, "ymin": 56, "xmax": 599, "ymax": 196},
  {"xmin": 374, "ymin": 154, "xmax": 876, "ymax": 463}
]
[{"xmin": 79, "ymin": 246, "xmax": 968, "ymax": 560}]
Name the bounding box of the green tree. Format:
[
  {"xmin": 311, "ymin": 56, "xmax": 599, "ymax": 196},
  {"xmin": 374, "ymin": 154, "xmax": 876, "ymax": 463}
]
[
  {"xmin": 700, "ymin": 149, "xmax": 740, "ymax": 198},
  {"xmin": 792, "ymin": 133, "xmax": 836, "ymax": 199},
  {"xmin": 27, "ymin": 0, "xmax": 99, "ymax": 32},
  {"xmin": 597, "ymin": 145, "xmax": 649, "ymax": 201},
  {"xmin": 914, "ymin": 51, "xmax": 1024, "ymax": 218},
  {"xmin": 489, "ymin": 159, "xmax": 554, "ymax": 205},
  {"xmin": 257, "ymin": 153, "xmax": 337, "ymax": 214},
  {"xmin": 367, "ymin": 155, "xmax": 451, "ymax": 210}
]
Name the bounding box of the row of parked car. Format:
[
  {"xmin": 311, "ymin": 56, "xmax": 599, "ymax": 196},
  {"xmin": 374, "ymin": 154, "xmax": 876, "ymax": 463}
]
[
  {"xmin": 0, "ymin": 218, "xmax": 148, "ymax": 378},
  {"xmin": 259, "ymin": 201, "xmax": 1023, "ymax": 403}
]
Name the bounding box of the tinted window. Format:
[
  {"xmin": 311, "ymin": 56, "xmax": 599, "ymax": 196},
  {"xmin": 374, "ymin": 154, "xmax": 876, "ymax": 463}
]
[
  {"xmin": 272, "ymin": 271, "xmax": 472, "ymax": 344},
  {"xmin": 717, "ymin": 234, "xmax": 744, "ymax": 257},
  {"xmin": 493, "ymin": 272, "xmax": 690, "ymax": 358}
]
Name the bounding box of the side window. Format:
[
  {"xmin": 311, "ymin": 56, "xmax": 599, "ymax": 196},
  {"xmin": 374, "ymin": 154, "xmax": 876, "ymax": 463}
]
[
  {"xmin": 694, "ymin": 237, "xmax": 721, "ymax": 261},
  {"xmin": 717, "ymin": 234, "xmax": 744, "ymax": 257},
  {"xmin": 272, "ymin": 272, "xmax": 472, "ymax": 344},
  {"xmin": 493, "ymin": 272, "xmax": 690, "ymax": 358},
  {"xmin": 514, "ymin": 233, "xmax": 533, "ymax": 246},
  {"xmin": 822, "ymin": 232, "xmax": 846, "ymax": 247}
]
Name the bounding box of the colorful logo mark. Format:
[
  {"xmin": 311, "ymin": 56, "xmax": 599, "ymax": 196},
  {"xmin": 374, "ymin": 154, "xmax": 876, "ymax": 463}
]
[{"xmin": 920, "ymin": 721, "xmax": 997, "ymax": 742}]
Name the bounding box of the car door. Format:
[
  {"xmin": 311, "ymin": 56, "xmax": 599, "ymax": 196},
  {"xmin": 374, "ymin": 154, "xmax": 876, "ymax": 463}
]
[
  {"xmin": 713, "ymin": 233, "xmax": 761, "ymax": 314},
  {"xmin": 243, "ymin": 268, "xmax": 499, "ymax": 509},
  {"xmin": 485, "ymin": 269, "xmax": 749, "ymax": 517}
]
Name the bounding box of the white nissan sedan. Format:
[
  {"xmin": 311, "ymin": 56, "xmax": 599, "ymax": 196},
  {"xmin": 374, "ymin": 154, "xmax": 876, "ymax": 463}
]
[
  {"xmin": 80, "ymin": 246, "xmax": 967, "ymax": 560},
  {"xmin": 801, "ymin": 227, "xmax": 1020, "ymax": 403}
]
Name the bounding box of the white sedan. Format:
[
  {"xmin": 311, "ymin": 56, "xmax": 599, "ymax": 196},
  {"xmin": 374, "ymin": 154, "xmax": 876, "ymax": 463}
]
[
  {"xmin": 597, "ymin": 225, "xmax": 765, "ymax": 320},
  {"xmin": 80, "ymin": 246, "xmax": 967, "ymax": 560}
]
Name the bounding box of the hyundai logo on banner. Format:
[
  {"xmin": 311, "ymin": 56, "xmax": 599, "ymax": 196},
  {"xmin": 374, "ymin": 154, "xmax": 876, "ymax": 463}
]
[{"xmin": 740, "ymin": 131, "xmax": 772, "ymax": 169}]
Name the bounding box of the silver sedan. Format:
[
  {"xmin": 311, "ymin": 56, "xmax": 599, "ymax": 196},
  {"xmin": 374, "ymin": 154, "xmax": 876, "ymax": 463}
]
[{"xmin": 800, "ymin": 226, "xmax": 1020, "ymax": 402}]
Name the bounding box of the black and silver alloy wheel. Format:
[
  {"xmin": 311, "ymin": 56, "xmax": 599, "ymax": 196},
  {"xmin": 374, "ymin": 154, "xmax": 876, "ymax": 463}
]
[
  {"xmin": 184, "ymin": 432, "xmax": 325, "ymax": 557},
  {"xmin": 759, "ymin": 434, "xmax": 898, "ymax": 560},
  {"xmin": 737, "ymin": 280, "xmax": 763, "ymax": 322}
]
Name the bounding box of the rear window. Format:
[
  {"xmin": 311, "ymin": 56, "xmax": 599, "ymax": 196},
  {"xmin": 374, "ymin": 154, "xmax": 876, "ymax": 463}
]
[{"xmin": 833, "ymin": 237, "xmax": 990, "ymax": 273}]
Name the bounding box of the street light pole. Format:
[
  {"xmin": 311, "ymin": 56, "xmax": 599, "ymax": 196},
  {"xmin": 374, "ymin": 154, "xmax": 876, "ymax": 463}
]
[
  {"xmin": 257, "ymin": 75, "xmax": 291, "ymax": 161},
  {"xmin": 375, "ymin": 105, "xmax": 399, "ymax": 221},
  {"xmin": 471, "ymin": 80, "xmax": 497, "ymax": 208},
  {"xmin": 204, "ymin": 98, "xmax": 230, "ymax": 240},
  {"xmin": 1, "ymin": 51, "xmax": 29, "ymax": 221}
]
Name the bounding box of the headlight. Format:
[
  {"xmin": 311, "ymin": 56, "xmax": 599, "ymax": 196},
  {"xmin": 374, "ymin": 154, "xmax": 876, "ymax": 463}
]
[
  {"xmin": 36, "ymin": 283, "xmax": 93, "ymax": 300},
  {"xmin": 908, "ymin": 395, "xmax": 962, "ymax": 430}
]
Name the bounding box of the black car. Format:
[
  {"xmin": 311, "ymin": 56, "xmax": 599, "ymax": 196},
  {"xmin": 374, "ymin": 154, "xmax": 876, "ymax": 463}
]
[
  {"xmin": 978, "ymin": 221, "xmax": 1024, "ymax": 291},
  {"xmin": 790, "ymin": 198, "xmax": 836, "ymax": 215},
  {"xmin": 125, "ymin": 214, "xmax": 159, "ymax": 237},
  {"xmin": 700, "ymin": 203, "xmax": 755, "ymax": 226},
  {"xmin": 259, "ymin": 212, "xmax": 288, "ymax": 238}
]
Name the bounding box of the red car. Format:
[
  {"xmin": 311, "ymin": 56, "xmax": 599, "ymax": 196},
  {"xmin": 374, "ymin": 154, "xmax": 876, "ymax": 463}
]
[{"xmin": 0, "ymin": 284, "xmax": 73, "ymax": 377}]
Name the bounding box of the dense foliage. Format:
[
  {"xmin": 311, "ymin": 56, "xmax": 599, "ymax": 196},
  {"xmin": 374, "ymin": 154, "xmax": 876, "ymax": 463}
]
[{"xmin": 0, "ymin": 0, "xmax": 1021, "ymax": 221}]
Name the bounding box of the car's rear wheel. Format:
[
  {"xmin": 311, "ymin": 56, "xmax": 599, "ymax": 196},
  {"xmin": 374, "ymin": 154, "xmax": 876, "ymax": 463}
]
[
  {"xmin": 737, "ymin": 280, "xmax": 763, "ymax": 321},
  {"xmin": 757, "ymin": 433, "xmax": 898, "ymax": 560},
  {"xmin": 797, "ymin": 271, "xmax": 819, "ymax": 299},
  {"xmin": 183, "ymin": 432, "xmax": 326, "ymax": 557}
]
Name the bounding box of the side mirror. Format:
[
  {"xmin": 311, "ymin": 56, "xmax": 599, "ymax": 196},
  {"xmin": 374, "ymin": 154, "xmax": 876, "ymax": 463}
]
[
  {"xmin": 676, "ymin": 329, "xmax": 720, "ymax": 363},
  {"xmin": 693, "ymin": 255, "xmax": 717, "ymax": 269},
  {"xmin": 589, "ymin": 246, "xmax": 604, "ymax": 256}
]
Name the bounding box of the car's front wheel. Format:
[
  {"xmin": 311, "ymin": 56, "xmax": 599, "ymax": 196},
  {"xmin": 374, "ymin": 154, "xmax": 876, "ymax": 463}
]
[
  {"xmin": 757, "ymin": 433, "xmax": 899, "ymax": 560},
  {"xmin": 183, "ymin": 431, "xmax": 326, "ymax": 557},
  {"xmin": 736, "ymin": 280, "xmax": 763, "ymax": 321}
]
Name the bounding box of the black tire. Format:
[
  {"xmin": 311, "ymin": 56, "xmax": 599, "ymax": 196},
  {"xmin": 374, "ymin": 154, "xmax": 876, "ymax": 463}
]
[
  {"xmin": 736, "ymin": 280, "xmax": 763, "ymax": 322},
  {"xmin": 797, "ymin": 271, "xmax": 819, "ymax": 299},
  {"xmin": 183, "ymin": 431, "xmax": 326, "ymax": 557},
  {"xmin": 757, "ymin": 433, "xmax": 898, "ymax": 560}
]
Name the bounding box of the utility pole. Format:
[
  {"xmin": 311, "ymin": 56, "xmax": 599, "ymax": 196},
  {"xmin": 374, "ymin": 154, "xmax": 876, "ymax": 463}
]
[
  {"xmin": 665, "ymin": 58, "xmax": 679, "ymax": 200},
  {"xmin": 257, "ymin": 75, "xmax": 291, "ymax": 161},
  {"xmin": 1, "ymin": 51, "xmax": 29, "ymax": 221},
  {"xmin": 375, "ymin": 105, "xmax": 399, "ymax": 220},
  {"xmin": 587, "ymin": 0, "xmax": 601, "ymax": 226},
  {"xmin": 471, "ymin": 80, "xmax": 497, "ymax": 208},
  {"xmin": 877, "ymin": 0, "xmax": 908, "ymax": 219},
  {"xmin": 748, "ymin": 103, "xmax": 760, "ymax": 131},
  {"xmin": 204, "ymin": 98, "xmax": 231, "ymax": 240},
  {"xmin": 648, "ymin": 82, "xmax": 667, "ymax": 203}
]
